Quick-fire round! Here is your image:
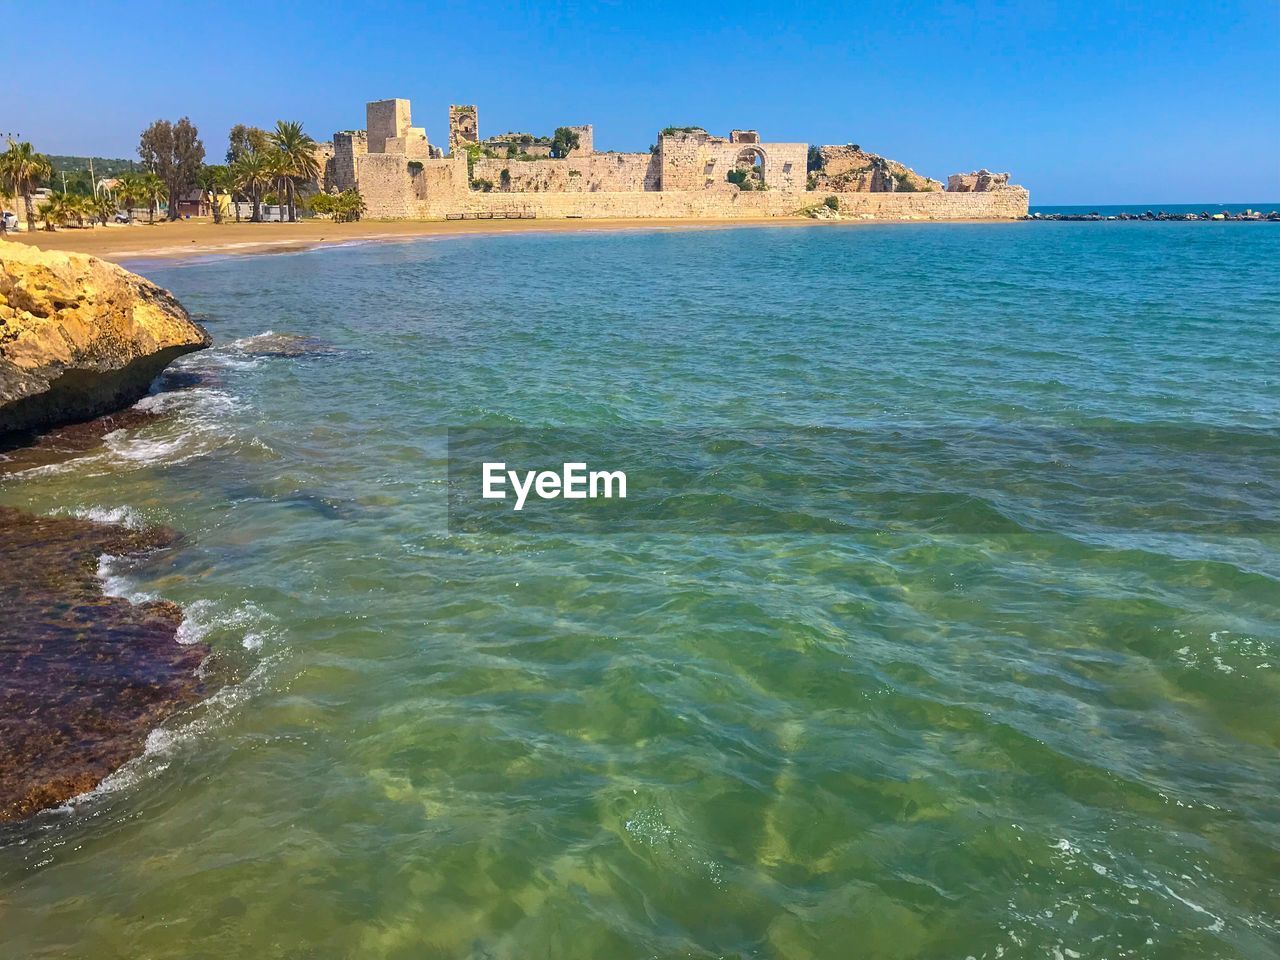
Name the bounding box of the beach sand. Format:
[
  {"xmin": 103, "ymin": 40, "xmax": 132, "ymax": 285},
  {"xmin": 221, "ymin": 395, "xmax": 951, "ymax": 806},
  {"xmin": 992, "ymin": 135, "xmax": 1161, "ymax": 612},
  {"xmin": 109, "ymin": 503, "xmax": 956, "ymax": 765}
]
[{"xmin": 2, "ymin": 216, "xmax": 825, "ymax": 263}]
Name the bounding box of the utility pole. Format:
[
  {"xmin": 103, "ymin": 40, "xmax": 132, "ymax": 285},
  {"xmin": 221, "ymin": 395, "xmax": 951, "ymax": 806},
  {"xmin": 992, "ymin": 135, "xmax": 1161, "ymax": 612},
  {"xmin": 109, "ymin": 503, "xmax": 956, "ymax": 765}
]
[{"xmin": 89, "ymin": 157, "xmax": 96, "ymax": 198}]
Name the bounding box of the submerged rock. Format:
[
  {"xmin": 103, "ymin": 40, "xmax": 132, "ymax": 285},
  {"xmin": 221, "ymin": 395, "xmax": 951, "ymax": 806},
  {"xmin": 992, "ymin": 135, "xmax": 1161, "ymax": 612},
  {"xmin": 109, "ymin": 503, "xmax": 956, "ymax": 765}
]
[
  {"xmin": 0, "ymin": 507, "xmax": 208, "ymax": 822},
  {"xmin": 0, "ymin": 240, "xmax": 211, "ymax": 436}
]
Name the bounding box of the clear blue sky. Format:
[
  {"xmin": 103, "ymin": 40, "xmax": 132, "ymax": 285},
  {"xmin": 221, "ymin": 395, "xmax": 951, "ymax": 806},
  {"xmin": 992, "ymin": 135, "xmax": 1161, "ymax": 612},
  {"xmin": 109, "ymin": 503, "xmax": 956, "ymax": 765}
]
[{"xmin": 3, "ymin": 0, "xmax": 1277, "ymax": 204}]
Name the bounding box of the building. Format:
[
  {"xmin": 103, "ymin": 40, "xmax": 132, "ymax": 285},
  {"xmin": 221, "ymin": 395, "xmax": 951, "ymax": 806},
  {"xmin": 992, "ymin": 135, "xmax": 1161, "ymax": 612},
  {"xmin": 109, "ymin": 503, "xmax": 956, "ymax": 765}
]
[{"xmin": 324, "ymin": 98, "xmax": 1029, "ymax": 222}]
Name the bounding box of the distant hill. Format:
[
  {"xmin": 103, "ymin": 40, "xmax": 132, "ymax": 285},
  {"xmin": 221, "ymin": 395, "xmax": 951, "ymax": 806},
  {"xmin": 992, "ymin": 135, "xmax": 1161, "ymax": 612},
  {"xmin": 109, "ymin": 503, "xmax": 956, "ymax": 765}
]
[
  {"xmin": 39, "ymin": 156, "xmax": 139, "ymax": 193},
  {"xmin": 47, "ymin": 155, "xmax": 138, "ymax": 175}
]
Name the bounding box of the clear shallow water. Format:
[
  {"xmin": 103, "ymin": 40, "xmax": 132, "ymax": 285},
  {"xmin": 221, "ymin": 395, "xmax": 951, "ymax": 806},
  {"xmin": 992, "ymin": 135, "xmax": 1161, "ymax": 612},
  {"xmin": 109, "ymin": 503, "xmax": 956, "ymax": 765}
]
[{"xmin": 1, "ymin": 221, "xmax": 1278, "ymax": 959}]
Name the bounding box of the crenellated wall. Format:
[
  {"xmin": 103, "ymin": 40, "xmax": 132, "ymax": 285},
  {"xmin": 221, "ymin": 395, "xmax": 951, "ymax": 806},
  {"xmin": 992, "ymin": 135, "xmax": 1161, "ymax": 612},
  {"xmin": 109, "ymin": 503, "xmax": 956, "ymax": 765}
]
[{"xmin": 335, "ymin": 97, "xmax": 1029, "ymax": 222}]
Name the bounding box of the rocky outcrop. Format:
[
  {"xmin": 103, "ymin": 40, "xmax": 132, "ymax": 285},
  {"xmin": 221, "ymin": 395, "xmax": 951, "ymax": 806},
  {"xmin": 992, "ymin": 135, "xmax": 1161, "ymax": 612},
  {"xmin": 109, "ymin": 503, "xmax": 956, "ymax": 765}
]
[
  {"xmin": 809, "ymin": 145, "xmax": 943, "ymax": 193},
  {"xmin": 946, "ymin": 169, "xmax": 1012, "ymax": 192},
  {"xmin": 0, "ymin": 506, "xmax": 207, "ymax": 822},
  {"xmin": 0, "ymin": 240, "xmax": 210, "ymax": 436}
]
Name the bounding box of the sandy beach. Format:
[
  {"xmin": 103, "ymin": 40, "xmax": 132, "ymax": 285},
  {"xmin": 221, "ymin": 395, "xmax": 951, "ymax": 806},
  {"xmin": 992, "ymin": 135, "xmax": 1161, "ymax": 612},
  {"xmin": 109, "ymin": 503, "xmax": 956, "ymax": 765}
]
[{"xmin": 3, "ymin": 215, "xmax": 826, "ymax": 262}]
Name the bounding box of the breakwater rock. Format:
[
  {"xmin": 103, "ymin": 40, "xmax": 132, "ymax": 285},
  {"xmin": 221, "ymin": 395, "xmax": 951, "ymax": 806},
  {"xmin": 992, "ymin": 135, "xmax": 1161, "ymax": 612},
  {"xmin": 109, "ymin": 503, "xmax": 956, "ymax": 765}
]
[
  {"xmin": 1027, "ymin": 209, "xmax": 1280, "ymax": 222},
  {"xmin": 0, "ymin": 240, "xmax": 210, "ymax": 436},
  {"xmin": 0, "ymin": 507, "xmax": 208, "ymax": 822}
]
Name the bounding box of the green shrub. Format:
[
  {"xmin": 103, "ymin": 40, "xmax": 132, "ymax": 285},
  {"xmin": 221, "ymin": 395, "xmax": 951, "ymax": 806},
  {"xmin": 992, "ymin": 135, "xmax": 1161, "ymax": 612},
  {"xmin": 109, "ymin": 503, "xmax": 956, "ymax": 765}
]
[{"xmin": 823, "ymin": 195, "xmax": 839, "ymax": 211}]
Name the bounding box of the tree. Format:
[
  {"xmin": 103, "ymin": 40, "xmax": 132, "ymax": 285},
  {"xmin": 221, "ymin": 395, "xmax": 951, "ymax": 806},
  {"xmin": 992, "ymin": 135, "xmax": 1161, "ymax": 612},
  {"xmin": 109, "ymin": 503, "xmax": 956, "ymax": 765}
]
[
  {"xmin": 310, "ymin": 188, "xmax": 364, "ymax": 222},
  {"xmin": 226, "ymin": 124, "xmax": 270, "ymax": 164},
  {"xmin": 268, "ymin": 120, "xmax": 320, "ymax": 222},
  {"xmin": 113, "ymin": 172, "xmax": 145, "ymax": 222},
  {"xmin": 231, "ymin": 150, "xmax": 271, "ymax": 222},
  {"xmin": 91, "ymin": 192, "xmax": 116, "ymax": 226},
  {"xmin": 0, "ymin": 139, "xmax": 53, "ymax": 231},
  {"xmin": 138, "ymin": 171, "xmax": 167, "ymax": 223},
  {"xmin": 196, "ymin": 164, "xmax": 230, "ymax": 223},
  {"xmin": 36, "ymin": 197, "xmax": 60, "ymax": 230},
  {"xmin": 138, "ymin": 117, "xmax": 204, "ymax": 221},
  {"xmin": 549, "ymin": 127, "xmax": 581, "ymax": 159}
]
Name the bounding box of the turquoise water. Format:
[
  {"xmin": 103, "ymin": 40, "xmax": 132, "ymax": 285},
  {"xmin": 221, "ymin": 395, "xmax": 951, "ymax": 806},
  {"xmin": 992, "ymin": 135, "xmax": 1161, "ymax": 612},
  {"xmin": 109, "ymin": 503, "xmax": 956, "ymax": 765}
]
[{"xmin": 2, "ymin": 221, "xmax": 1278, "ymax": 959}]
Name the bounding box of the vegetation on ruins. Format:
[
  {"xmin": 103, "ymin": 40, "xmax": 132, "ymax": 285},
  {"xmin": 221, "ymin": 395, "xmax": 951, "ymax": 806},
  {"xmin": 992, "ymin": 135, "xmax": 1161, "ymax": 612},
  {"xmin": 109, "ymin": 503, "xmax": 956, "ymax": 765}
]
[
  {"xmin": 549, "ymin": 127, "xmax": 581, "ymax": 159},
  {"xmin": 268, "ymin": 120, "xmax": 320, "ymax": 222},
  {"xmin": 308, "ymin": 189, "xmax": 365, "ymax": 222},
  {"xmin": 823, "ymin": 195, "xmax": 839, "ymax": 211},
  {"xmin": 0, "ymin": 139, "xmax": 52, "ymax": 228},
  {"xmin": 138, "ymin": 118, "xmax": 205, "ymax": 221}
]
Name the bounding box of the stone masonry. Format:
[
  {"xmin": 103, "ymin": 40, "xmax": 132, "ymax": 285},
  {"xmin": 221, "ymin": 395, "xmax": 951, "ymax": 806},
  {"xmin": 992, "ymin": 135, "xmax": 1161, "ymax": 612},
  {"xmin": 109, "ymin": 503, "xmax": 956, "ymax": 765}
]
[
  {"xmin": 449, "ymin": 105, "xmax": 479, "ymax": 155},
  {"xmin": 328, "ymin": 97, "xmax": 1029, "ymax": 221}
]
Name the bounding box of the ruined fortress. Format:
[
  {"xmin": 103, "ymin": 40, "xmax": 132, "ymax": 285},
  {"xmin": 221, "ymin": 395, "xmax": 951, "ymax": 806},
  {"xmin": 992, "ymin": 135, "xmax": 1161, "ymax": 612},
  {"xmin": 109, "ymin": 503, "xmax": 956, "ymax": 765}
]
[{"xmin": 320, "ymin": 98, "xmax": 1028, "ymax": 221}]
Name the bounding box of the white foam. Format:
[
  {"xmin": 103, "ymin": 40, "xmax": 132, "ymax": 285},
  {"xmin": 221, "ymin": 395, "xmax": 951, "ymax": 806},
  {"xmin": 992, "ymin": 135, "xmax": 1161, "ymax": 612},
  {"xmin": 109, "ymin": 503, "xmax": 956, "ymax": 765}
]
[
  {"xmin": 175, "ymin": 598, "xmax": 278, "ymax": 647},
  {"xmin": 57, "ymin": 650, "xmax": 286, "ymax": 814},
  {"xmin": 53, "ymin": 505, "xmax": 145, "ymax": 529}
]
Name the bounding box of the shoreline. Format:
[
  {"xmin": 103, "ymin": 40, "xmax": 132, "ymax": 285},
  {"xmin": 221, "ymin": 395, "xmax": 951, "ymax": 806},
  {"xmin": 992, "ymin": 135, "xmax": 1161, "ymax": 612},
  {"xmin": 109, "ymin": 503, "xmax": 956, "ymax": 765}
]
[{"xmin": 2, "ymin": 214, "xmax": 1016, "ymax": 263}]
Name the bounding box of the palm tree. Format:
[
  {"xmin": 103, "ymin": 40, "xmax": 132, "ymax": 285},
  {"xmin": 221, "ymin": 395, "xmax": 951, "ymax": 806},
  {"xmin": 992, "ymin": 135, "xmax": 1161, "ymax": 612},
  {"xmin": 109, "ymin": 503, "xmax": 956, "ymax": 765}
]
[
  {"xmin": 91, "ymin": 192, "xmax": 116, "ymax": 226},
  {"xmin": 196, "ymin": 164, "xmax": 230, "ymax": 223},
  {"xmin": 36, "ymin": 197, "xmax": 60, "ymax": 230},
  {"xmin": 268, "ymin": 120, "xmax": 320, "ymax": 222},
  {"xmin": 138, "ymin": 171, "xmax": 166, "ymax": 223},
  {"xmin": 231, "ymin": 150, "xmax": 271, "ymax": 222},
  {"xmin": 0, "ymin": 139, "xmax": 53, "ymax": 232},
  {"xmin": 113, "ymin": 172, "xmax": 144, "ymax": 222}
]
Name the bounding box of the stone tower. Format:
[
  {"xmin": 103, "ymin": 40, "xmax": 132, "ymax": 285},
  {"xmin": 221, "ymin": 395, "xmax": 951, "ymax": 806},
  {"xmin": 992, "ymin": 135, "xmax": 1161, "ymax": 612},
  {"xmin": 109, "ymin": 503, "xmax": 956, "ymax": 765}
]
[
  {"xmin": 449, "ymin": 105, "xmax": 478, "ymax": 155},
  {"xmin": 367, "ymin": 99, "xmax": 412, "ymax": 154}
]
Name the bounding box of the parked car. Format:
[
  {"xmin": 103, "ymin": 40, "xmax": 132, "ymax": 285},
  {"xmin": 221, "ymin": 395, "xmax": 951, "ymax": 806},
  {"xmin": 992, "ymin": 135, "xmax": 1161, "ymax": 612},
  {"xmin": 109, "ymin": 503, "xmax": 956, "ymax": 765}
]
[
  {"xmin": 114, "ymin": 211, "xmax": 131, "ymax": 223},
  {"xmin": 1, "ymin": 211, "xmax": 19, "ymax": 232}
]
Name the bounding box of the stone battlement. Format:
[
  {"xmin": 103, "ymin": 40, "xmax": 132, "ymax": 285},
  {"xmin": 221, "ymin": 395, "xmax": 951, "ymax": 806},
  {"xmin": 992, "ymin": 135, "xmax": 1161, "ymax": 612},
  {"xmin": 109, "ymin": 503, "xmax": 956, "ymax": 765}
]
[{"xmin": 324, "ymin": 98, "xmax": 1029, "ymax": 221}]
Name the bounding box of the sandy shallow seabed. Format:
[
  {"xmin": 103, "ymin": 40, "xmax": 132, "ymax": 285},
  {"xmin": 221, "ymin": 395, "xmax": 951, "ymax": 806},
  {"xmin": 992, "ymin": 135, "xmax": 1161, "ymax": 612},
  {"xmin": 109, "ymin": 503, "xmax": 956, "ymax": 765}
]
[{"xmin": 2, "ymin": 214, "xmax": 1007, "ymax": 263}]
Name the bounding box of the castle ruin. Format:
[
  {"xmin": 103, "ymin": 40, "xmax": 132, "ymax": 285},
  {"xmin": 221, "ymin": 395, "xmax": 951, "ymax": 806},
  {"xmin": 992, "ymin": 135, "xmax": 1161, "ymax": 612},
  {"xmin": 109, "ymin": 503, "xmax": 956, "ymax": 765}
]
[{"xmin": 320, "ymin": 99, "xmax": 1028, "ymax": 221}]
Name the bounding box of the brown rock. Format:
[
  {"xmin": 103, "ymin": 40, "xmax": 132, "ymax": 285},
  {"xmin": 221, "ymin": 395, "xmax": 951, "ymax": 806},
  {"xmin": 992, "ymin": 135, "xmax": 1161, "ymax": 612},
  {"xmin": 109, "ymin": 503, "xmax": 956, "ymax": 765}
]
[
  {"xmin": 0, "ymin": 240, "xmax": 210, "ymax": 436},
  {"xmin": 0, "ymin": 507, "xmax": 208, "ymax": 822},
  {"xmin": 809, "ymin": 145, "xmax": 944, "ymax": 194}
]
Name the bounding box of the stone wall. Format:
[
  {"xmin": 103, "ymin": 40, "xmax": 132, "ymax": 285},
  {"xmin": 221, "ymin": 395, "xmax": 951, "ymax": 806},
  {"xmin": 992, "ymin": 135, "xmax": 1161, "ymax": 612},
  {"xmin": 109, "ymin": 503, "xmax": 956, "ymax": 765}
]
[
  {"xmin": 658, "ymin": 132, "xmax": 807, "ymax": 194},
  {"xmin": 947, "ymin": 170, "xmax": 1012, "ymax": 192},
  {"xmin": 399, "ymin": 184, "xmax": 1028, "ymax": 221},
  {"xmin": 565, "ymin": 125, "xmax": 593, "ymax": 157},
  {"xmin": 329, "ymin": 131, "xmax": 367, "ymax": 192},
  {"xmin": 367, "ymin": 99, "xmax": 411, "ymax": 153},
  {"xmin": 471, "ymin": 152, "xmax": 658, "ymax": 193},
  {"xmin": 310, "ymin": 142, "xmax": 335, "ymax": 191},
  {"xmin": 449, "ymin": 105, "xmax": 479, "ymax": 155},
  {"xmin": 355, "ymin": 153, "xmax": 415, "ymax": 218}
]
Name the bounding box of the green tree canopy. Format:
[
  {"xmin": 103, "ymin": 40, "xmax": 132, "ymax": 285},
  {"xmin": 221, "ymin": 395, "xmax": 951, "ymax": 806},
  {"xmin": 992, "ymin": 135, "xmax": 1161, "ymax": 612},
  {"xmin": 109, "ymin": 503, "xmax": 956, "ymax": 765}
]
[
  {"xmin": 138, "ymin": 118, "xmax": 204, "ymax": 220},
  {"xmin": 549, "ymin": 127, "xmax": 581, "ymax": 159}
]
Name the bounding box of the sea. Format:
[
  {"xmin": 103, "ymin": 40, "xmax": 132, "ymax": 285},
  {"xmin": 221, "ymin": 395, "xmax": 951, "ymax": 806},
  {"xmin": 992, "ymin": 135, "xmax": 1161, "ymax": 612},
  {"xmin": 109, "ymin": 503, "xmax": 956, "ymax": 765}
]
[{"xmin": 1, "ymin": 216, "xmax": 1277, "ymax": 959}]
